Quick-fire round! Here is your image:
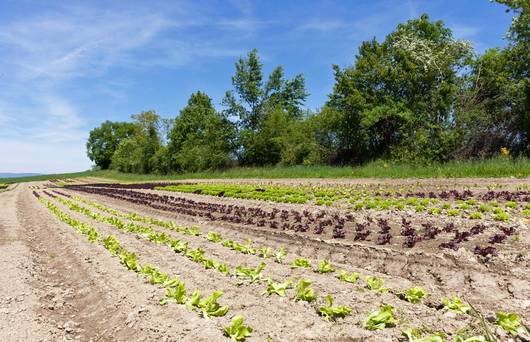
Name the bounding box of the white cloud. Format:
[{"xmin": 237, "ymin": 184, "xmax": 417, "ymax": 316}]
[
  {"xmin": 296, "ymin": 19, "xmax": 346, "ymax": 32},
  {"xmin": 0, "ymin": 1, "xmax": 253, "ymax": 173}
]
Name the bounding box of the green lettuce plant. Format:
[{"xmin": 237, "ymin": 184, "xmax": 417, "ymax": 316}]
[
  {"xmin": 318, "ymin": 295, "xmax": 352, "ymax": 321},
  {"xmin": 294, "ymin": 279, "xmax": 316, "ymax": 302},
  {"xmin": 263, "ymin": 280, "xmax": 293, "ymax": 297},
  {"xmin": 223, "ymin": 315, "xmax": 253, "ymax": 341},
  {"xmin": 316, "ymin": 260, "xmax": 335, "ymax": 273},
  {"xmin": 338, "ymin": 270, "xmax": 360, "ymax": 283},
  {"xmin": 364, "ymin": 304, "xmax": 397, "ymax": 330},
  {"xmin": 188, "ymin": 290, "xmax": 229, "ymax": 317}
]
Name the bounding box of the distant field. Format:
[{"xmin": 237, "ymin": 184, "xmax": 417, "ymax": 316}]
[{"xmin": 1, "ymin": 158, "xmax": 529, "ymax": 184}]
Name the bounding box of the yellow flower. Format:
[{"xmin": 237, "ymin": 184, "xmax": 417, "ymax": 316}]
[{"xmin": 500, "ymin": 147, "xmax": 510, "ymax": 157}]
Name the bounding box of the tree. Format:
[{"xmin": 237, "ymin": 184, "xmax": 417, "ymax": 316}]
[
  {"xmin": 86, "ymin": 121, "xmax": 136, "ymax": 169},
  {"xmin": 325, "ymin": 14, "xmax": 472, "ymax": 162},
  {"xmin": 110, "ymin": 110, "xmax": 163, "ymax": 174},
  {"xmin": 167, "ymin": 92, "xmax": 235, "ymax": 172},
  {"xmin": 493, "ymin": 0, "xmax": 530, "ymax": 154},
  {"xmin": 223, "ymin": 49, "xmax": 308, "ymax": 165}
]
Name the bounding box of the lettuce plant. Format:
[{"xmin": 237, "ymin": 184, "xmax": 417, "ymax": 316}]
[
  {"xmin": 165, "ymin": 281, "xmax": 187, "ymax": 304},
  {"xmin": 364, "ymin": 304, "xmax": 397, "ymax": 330},
  {"xmin": 223, "ymin": 315, "xmax": 253, "ymax": 341},
  {"xmin": 402, "ymin": 328, "xmax": 444, "ymax": 342},
  {"xmin": 188, "ymin": 290, "xmax": 229, "ymax": 318},
  {"xmin": 318, "ymin": 295, "xmax": 352, "ymax": 321},
  {"xmin": 235, "ymin": 263, "xmax": 266, "ymax": 283},
  {"xmin": 171, "ymin": 240, "xmax": 189, "ymax": 254},
  {"xmin": 454, "ymin": 336, "xmax": 486, "ymax": 342},
  {"xmin": 404, "ymin": 287, "xmax": 427, "ymax": 304},
  {"xmin": 294, "ymin": 279, "xmax": 316, "ymax": 302},
  {"xmin": 273, "ymin": 247, "xmax": 287, "ymax": 263},
  {"xmin": 263, "ymin": 280, "xmax": 293, "ymax": 297},
  {"xmin": 119, "ymin": 251, "xmax": 140, "ymax": 272},
  {"xmin": 316, "ymin": 260, "xmax": 335, "ymax": 274},
  {"xmin": 441, "ymin": 296, "xmax": 470, "ymax": 314},
  {"xmin": 365, "ymin": 275, "xmax": 388, "ymax": 293},
  {"xmin": 338, "ymin": 270, "xmax": 360, "ymax": 283},
  {"xmin": 217, "ymin": 263, "xmax": 230, "ymax": 275},
  {"xmin": 291, "ymin": 257, "xmax": 311, "ymax": 269},
  {"xmin": 495, "ymin": 311, "xmax": 525, "ymax": 336},
  {"xmin": 206, "ymin": 231, "xmax": 222, "ymax": 242},
  {"xmin": 186, "ymin": 248, "xmax": 205, "ymax": 262},
  {"xmin": 103, "ymin": 235, "xmax": 122, "ymax": 255},
  {"xmin": 258, "ymin": 247, "xmax": 273, "ymax": 258}
]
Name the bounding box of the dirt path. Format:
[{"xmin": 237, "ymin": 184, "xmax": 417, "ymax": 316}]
[{"xmin": 0, "ymin": 185, "xmax": 50, "ymax": 341}]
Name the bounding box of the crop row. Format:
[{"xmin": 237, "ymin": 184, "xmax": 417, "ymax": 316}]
[
  {"xmin": 36, "ymin": 193, "xmax": 261, "ymax": 341},
  {"xmin": 64, "ymin": 185, "xmax": 516, "ymax": 256},
  {"xmin": 152, "ymin": 183, "xmax": 530, "ymax": 222},
  {"xmin": 47, "ymin": 191, "xmax": 529, "ymax": 341},
  {"xmin": 154, "ymin": 182, "xmax": 530, "ymax": 204}
]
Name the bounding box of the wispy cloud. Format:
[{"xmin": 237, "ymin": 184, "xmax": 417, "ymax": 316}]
[
  {"xmin": 296, "ymin": 19, "xmax": 346, "ymax": 32},
  {"xmin": 0, "ymin": 1, "xmax": 255, "ymax": 173}
]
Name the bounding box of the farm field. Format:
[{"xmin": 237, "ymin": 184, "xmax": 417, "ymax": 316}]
[{"xmin": 1, "ymin": 178, "xmax": 529, "ymax": 341}]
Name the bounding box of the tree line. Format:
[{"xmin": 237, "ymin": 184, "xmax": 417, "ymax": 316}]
[{"xmin": 87, "ymin": 1, "xmax": 529, "ymax": 174}]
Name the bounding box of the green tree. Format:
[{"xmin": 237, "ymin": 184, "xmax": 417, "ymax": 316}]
[
  {"xmin": 493, "ymin": 0, "xmax": 530, "ymax": 154},
  {"xmin": 86, "ymin": 121, "xmax": 136, "ymax": 169},
  {"xmin": 167, "ymin": 92, "xmax": 235, "ymax": 172},
  {"xmin": 223, "ymin": 49, "xmax": 308, "ymax": 165},
  {"xmin": 110, "ymin": 110, "xmax": 163, "ymax": 174},
  {"xmin": 326, "ymin": 14, "xmax": 472, "ymax": 162}
]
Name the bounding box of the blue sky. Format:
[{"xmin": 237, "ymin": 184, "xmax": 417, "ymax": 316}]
[{"xmin": 0, "ymin": 0, "xmax": 513, "ymax": 173}]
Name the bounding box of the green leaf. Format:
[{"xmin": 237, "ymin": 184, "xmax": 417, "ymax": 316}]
[
  {"xmin": 441, "ymin": 296, "xmax": 470, "ymax": 314},
  {"xmin": 189, "ymin": 290, "xmax": 229, "ymax": 318},
  {"xmin": 291, "ymin": 257, "xmax": 311, "ymax": 269},
  {"xmin": 454, "ymin": 336, "xmax": 486, "ymax": 342},
  {"xmin": 273, "ymin": 247, "xmax": 287, "ymax": 263},
  {"xmin": 364, "ymin": 305, "xmax": 397, "ymax": 330},
  {"xmin": 316, "ymin": 260, "xmax": 335, "ymax": 273},
  {"xmin": 263, "ymin": 280, "xmax": 293, "ymax": 297},
  {"xmin": 206, "ymin": 231, "xmax": 222, "ymax": 242},
  {"xmin": 165, "ymin": 281, "xmax": 187, "ymax": 304},
  {"xmin": 338, "ymin": 270, "xmax": 360, "ymax": 283},
  {"xmin": 235, "ymin": 263, "xmax": 266, "ymax": 283},
  {"xmin": 294, "ymin": 279, "xmax": 316, "ymax": 302},
  {"xmin": 365, "ymin": 275, "xmax": 388, "ymax": 293},
  {"xmin": 223, "ymin": 315, "xmax": 253, "ymax": 341},
  {"xmin": 318, "ymin": 295, "xmax": 352, "ymax": 321},
  {"xmin": 495, "ymin": 311, "xmax": 523, "ymax": 336},
  {"xmin": 402, "ymin": 328, "xmax": 444, "ymax": 342},
  {"xmin": 404, "ymin": 287, "xmax": 427, "ymax": 304}
]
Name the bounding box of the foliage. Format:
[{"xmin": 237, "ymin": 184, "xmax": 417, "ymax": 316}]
[
  {"xmin": 364, "ymin": 304, "xmax": 397, "ymax": 330},
  {"xmin": 291, "ymin": 257, "xmax": 311, "ymax": 269},
  {"xmin": 187, "ymin": 290, "xmax": 229, "ymax": 318},
  {"xmin": 294, "ymin": 279, "xmax": 316, "ymax": 302},
  {"xmin": 167, "ymin": 91, "xmax": 235, "ymax": 172},
  {"xmin": 402, "ymin": 328, "xmax": 444, "ymax": 342},
  {"xmin": 263, "ymin": 280, "xmax": 293, "ymax": 297},
  {"xmin": 235, "ymin": 263, "xmax": 266, "ymax": 283},
  {"xmin": 222, "ymin": 49, "xmax": 308, "ymax": 165},
  {"xmin": 338, "ymin": 270, "xmax": 360, "ymax": 283},
  {"xmin": 316, "ymin": 260, "xmax": 335, "ymax": 273},
  {"xmin": 365, "ymin": 275, "xmax": 388, "ymax": 293},
  {"xmin": 441, "ymin": 296, "xmax": 470, "ymax": 314},
  {"xmin": 223, "ymin": 315, "xmax": 253, "ymax": 341},
  {"xmin": 318, "ymin": 295, "xmax": 352, "ymax": 321},
  {"xmin": 86, "ymin": 121, "xmax": 136, "ymax": 169},
  {"xmin": 404, "ymin": 287, "xmax": 428, "ymax": 304},
  {"xmin": 495, "ymin": 311, "xmax": 526, "ymax": 336}
]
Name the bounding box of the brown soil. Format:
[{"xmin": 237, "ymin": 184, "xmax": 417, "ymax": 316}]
[{"xmin": 2, "ymin": 179, "xmax": 529, "ymax": 341}]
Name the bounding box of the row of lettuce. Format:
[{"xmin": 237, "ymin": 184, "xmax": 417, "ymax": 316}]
[{"xmin": 35, "ymin": 190, "xmax": 528, "ymax": 341}]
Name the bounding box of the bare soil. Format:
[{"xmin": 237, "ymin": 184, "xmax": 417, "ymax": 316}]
[{"xmin": 1, "ymin": 178, "xmax": 529, "ymax": 341}]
